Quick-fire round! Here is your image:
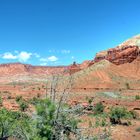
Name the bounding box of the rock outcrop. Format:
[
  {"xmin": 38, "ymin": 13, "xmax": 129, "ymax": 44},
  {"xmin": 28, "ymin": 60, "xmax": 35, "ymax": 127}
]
[
  {"xmin": 94, "ymin": 35, "xmax": 140, "ymax": 65},
  {"xmin": 68, "ymin": 62, "xmax": 81, "ymax": 75},
  {"xmin": 68, "ymin": 60, "xmax": 95, "ymax": 74},
  {"xmin": 95, "ymin": 45, "xmax": 139, "ymax": 65},
  {"xmin": 106, "ymin": 45, "xmax": 139, "ymax": 65}
]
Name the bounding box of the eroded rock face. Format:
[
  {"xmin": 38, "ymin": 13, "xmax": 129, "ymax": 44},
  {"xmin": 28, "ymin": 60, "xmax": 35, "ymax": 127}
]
[
  {"xmin": 94, "ymin": 35, "xmax": 140, "ymax": 65},
  {"xmin": 95, "ymin": 46, "xmax": 139, "ymax": 65},
  {"xmin": 106, "ymin": 45, "xmax": 139, "ymax": 65}
]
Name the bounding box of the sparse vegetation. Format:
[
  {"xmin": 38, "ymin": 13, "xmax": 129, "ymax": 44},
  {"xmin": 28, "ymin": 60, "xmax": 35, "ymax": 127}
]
[
  {"xmin": 94, "ymin": 102, "xmax": 105, "ymax": 114},
  {"xmin": 109, "ymin": 107, "xmax": 133, "ymax": 125},
  {"xmin": 0, "ymin": 108, "xmax": 31, "ymax": 140},
  {"xmin": 19, "ymin": 101, "xmax": 28, "ymax": 111},
  {"xmin": 16, "ymin": 95, "xmax": 22, "ymax": 102},
  {"xmin": 7, "ymin": 95, "xmax": 12, "ymax": 99},
  {"xmin": 135, "ymin": 95, "xmax": 140, "ymax": 100},
  {"xmin": 29, "ymin": 97, "xmax": 39, "ymax": 105},
  {"xmin": 37, "ymin": 93, "xmax": 41, "ymax": 98},
  {"xmin": 136, "ymin": 127, "xmax": 140, "ymax": 132},
  {"xmin": 129, "ymin": 110, "xmax": 139, "ymax": 119},
  {"xmin": 86, "ymin": 96, "xmax": 93, "ymax": 105},
  {"xmin": 125, "ymin": 82, "xmax": 130, "ymax": 89},
  {"xmin": 0, "ymin": 97, "xmax": 2, "ymax": 106}
]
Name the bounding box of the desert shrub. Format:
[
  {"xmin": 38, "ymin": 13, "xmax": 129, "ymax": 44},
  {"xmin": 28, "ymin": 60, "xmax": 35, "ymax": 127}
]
[
  {"xmin": 88, "ymin": 98, "xmax": 93, "ymax": 105},
  {"xmin": 0, "ymin": 108, "xmax": 31, "ymax": 139},
  {"xmin": 119, "ymin": 88, "xmax": 122, "ymax": 92},
  {"xmin": 86, "ymin": 96, "xmax": 93, "ymax": 106},
  {"xmin": 0, "ymin": 97, "xmax": 2, "ymax": 106},
  {"xmin": 16, "ymin": 95, "xmax": 22, "ymax": 102},
  {"xmin": 37, "ymin": 93, "xmax": 41, "ymax": 98},
  {"xmin": 94, "ymin": 102, "xmax": 105, "ymax": 114},
  {"xmin": 125, "ymin": 82, "xmax": 130, "ymax": 89},
  {"xmin": 135, "ymin": 95, "xmax": 140, "ymax": 100},
  {"xmin": 34, "ymin": 98, "xmax": 80, "ymax": 140},
  {"xmin": 7, "ymin": 95, "xmax": 12, "ymax": 99},
  {"xmin": 109, "ymin": 107, "xmax": 132, "ymax": 124},
  {"xmin": 136, "ymin": 127, "xmax": 140, "ymax": 132},
  {"xmin": 29, "ymin": 97, "xmax": 40, "ymax": 105},
  {"xmin": 19, "ymin": 101, "xmax": 28, "ymax": 111},
  {"xmin": 101, "ymin": 117, "xmax": 108, "ymax": 127},
  {"xmin": 129, "ymin": 110, "xmax": 139, "ymax": 119}
]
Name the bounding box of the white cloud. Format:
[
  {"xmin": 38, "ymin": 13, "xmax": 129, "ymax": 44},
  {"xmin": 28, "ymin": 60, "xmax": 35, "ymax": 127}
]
[
  {"xmin": 2, "ymin": 52, "xmax": 17, "ymax": 59},
  {"xmin": 1, "ymin": 51, "xmax": 59, "ymax": 64},
  {"xmin": 40, "ymin": 55, "xmax": 58, "ymax": 63},
  {"xmin": 48, "ymin": 56, "xmax": 58, "ymax": 61},
  {"xmin": 2, "ymin": 51, "xmax": 32, "ymax": 62},
  {"xmin": 18, "ymin": 51, "xmax": 32, "ymax": 62}
]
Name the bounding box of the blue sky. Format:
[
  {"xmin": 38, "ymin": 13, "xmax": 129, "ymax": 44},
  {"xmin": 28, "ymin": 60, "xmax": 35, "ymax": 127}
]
[{"xmin": 0, "ymin": 0, "xmax": 140, "ymax": 66}]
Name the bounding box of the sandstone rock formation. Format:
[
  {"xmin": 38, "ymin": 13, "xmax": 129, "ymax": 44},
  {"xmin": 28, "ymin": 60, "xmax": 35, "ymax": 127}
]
[
  {"xmin": 106, "ymin": 45, "xmax": 139, "ymax": 65},
  {"xmin": 94, "ymin": 35, "xmax": 140, "ymax": 65}
]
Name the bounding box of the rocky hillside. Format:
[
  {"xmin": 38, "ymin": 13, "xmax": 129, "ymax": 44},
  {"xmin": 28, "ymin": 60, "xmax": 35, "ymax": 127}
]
[{"xmin": 70, "ymin": 57, "xmax": 140, "ymax": 90}]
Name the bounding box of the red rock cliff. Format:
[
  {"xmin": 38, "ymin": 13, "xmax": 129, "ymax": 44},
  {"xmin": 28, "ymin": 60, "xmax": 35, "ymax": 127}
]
[{"xmin": 94, "ymin": 35, "xmax": 140, "ymax": 65}]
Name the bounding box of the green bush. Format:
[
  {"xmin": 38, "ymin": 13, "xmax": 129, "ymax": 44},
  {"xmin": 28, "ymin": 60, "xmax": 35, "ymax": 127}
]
[
  {"xmin": 19, "ymin": 101, "xmax": 28, "ymax": 111},
  {"xmin": 29, "ymin": 97, "xmax": 39, "ymax": 105},
  {"xmin": 0, "ymin": 97, "xmax": 2, "ymax": 106},
  {"xmin": 0, "ymin": 108, "xmax": 31, "ymax": 139},
  {"xmin": 94, "ymin": 102, "xmax": 105, "ymax": 114},
  {"xmin": 86, "ymin": 96, "xmax": 93, "ymax": 105},
  {"xmin": 16, "ymin": 95, "xmax": 22, "ymax": 102},
  {"xmin": 136, "ymin": 127, "xmax": 140, "ymax": 132},
  {"xmin": 109, "ymin": 107, "xmax": 132, "ymax": 124},
  {"xmin": 35, "ymin": 98, "xmax": 79, "ymax": 139},
  {"xmin": 135, "ymin": 95, "xmax": 140, "ymax": 100}
]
